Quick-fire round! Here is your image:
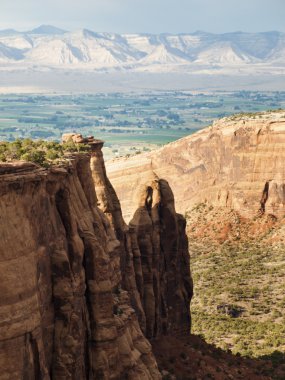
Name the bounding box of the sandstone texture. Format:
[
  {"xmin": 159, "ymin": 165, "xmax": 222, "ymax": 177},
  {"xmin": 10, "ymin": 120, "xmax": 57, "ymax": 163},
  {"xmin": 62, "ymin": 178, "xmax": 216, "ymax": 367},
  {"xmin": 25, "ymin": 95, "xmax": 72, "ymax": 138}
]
[
  {"xmin": 0, "ymin": 139, "xmax": 192, "ymax": 379},
  {"xmin": 89, "ymin": 143, "xmax": 192, "ymax": 339},
  {"xmin": 106, "ymin": 111, "xmax": 285, "ymax": 221}
]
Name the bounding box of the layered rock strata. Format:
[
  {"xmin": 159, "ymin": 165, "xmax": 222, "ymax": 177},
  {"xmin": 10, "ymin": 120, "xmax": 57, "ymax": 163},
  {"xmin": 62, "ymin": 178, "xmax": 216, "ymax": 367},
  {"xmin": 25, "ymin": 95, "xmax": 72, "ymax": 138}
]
[
  {"xmin": 0, "ymin": 138, "xmax": 192, "ymax": 379},
  {"xmin": 106, "ymin": 111, "xmax": 285, "ymax": 221},
  {"xmin": 128, "ymin": 179, "xmax": 193, "ymax": 338},
  {"xmin": 89, "ymin": 141, "xmax": 192, "ymax": 339}
]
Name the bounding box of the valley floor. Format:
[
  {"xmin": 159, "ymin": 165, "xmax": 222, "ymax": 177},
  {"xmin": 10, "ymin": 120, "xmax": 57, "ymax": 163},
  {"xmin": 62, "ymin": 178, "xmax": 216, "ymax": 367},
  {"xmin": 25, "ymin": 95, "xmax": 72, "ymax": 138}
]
[{"xmin": 185, "ymin": 205, "xmax": 285, "ymax": 379}]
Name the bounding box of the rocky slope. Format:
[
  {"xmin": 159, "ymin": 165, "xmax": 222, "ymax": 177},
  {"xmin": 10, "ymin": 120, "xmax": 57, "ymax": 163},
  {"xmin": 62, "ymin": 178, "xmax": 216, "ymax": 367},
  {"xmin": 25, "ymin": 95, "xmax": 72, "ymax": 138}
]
[
  {"xmin": 106, "ymin": 110, "xmax": 285, "ymax": 222},
  {"xmin": 0, "ymin": 137, "xmax": 192, "ymax": 379}
]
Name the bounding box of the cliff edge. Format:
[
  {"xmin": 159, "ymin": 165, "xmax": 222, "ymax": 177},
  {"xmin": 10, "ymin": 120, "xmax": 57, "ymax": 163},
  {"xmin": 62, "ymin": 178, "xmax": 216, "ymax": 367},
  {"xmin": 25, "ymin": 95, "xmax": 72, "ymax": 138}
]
[
  {"xmin": 106, "ymin": 111, "xmax": 285, "ymax": 222},
  {"xmin": 0, "ymin": 137, "xmax": 192, "ymax": 380}
]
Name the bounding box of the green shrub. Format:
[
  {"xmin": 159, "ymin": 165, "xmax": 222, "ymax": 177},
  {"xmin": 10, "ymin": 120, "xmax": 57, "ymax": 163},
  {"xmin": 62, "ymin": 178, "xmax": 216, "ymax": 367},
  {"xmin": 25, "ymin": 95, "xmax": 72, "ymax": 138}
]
[{"xmin": 0, "ymin": 138, "xmax": 90, "ymax": 167}]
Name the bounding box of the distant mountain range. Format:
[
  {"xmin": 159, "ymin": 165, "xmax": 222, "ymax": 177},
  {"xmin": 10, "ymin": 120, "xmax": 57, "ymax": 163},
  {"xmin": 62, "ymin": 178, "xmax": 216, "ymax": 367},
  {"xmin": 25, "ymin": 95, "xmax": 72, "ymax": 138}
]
[{"xmin": 0, "ymin": 25, "xmax": 284, "ymax": 73}]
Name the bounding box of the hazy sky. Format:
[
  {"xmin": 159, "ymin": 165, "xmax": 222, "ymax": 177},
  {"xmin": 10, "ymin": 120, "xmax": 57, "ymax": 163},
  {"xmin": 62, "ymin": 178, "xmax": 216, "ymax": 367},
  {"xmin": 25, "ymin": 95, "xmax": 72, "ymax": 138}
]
[{"xmin": 1, "ymin": 0, "xmax": 284, "ymax": 34}]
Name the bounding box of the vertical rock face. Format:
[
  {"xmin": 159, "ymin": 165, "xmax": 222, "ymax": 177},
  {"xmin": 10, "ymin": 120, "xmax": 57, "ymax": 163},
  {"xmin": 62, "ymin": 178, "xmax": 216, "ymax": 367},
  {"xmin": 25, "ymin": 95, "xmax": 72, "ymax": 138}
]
[
  {"xmin": 89, "ymin": 142, "xmax": 193, "ymax": 339},
  {"xmin": 0, "ymin": 157, "xmax": 161, "ymax": 380},
  {"xmin": 89, "ymin": 140, "xmax": 147, "ymax": 333},
  {"xmin": 0, "ymin": 140, "xmax": 192, "ymax": 379},
  {"xmin": 129, "ymin": 179, "xmax": 193, "ymax": 339}
]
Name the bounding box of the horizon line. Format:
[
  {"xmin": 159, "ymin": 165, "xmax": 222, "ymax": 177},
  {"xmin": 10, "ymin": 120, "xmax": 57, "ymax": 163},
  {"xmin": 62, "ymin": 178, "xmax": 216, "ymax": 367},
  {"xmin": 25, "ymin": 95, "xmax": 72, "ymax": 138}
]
[{"xmin": 0, "ymin": 24, "xmax": 283, "ymax": 35}]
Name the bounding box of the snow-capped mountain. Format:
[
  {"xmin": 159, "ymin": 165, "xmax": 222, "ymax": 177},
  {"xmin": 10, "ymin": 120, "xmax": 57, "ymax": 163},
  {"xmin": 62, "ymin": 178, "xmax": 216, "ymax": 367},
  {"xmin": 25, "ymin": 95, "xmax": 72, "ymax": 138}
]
[
  {"xmin": 0, "ymin": 25, "xmax": 284, "ymax": 73},
  {"xmin": 193, "ymin": 41, "xmax": 254, "ymax": 65},
  {"xmin": 139, "ymin": 44, "xmax": 190, "ymax": 65}
]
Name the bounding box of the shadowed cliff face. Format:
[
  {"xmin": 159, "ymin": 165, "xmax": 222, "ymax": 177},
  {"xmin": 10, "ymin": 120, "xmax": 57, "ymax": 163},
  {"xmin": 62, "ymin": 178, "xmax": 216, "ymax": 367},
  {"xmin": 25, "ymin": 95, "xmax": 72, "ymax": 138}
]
[
  {"xmin": 0, "ymin": 141, "xmax": 192, "ymax": 379},
  {"xmin": 106, "ymin": 111, "xmax": 285, "ymax": 222},
  {"xmin": 129, "ymin": 180, "xmax": 193, "ymax": 339}
]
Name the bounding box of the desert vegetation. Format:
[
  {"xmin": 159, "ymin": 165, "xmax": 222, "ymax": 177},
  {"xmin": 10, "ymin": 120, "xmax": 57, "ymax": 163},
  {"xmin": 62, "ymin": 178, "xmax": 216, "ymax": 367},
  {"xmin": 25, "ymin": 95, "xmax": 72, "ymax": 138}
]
[
  {"xmin": 186, "ymin": 203, "xmax": 285, "ymax": 376},
  {"xmin": 0, "ymin": 138, "xmax": 90, "ymax": 167}
]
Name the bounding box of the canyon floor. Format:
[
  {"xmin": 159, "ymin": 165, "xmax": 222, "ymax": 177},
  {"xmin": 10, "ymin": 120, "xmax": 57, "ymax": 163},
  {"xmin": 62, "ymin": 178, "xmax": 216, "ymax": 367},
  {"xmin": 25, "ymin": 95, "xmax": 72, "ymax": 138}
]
[
  {"xmin": 146, "ymin": 207, "xmax": 285, "ymax": 380},
  {"xmin": 152, "ymin": 334, "xmax": 283, "ymax": 380},
  {"xmin": 185, "ymin": 204, "xmax": 285, "ymax": 379}
]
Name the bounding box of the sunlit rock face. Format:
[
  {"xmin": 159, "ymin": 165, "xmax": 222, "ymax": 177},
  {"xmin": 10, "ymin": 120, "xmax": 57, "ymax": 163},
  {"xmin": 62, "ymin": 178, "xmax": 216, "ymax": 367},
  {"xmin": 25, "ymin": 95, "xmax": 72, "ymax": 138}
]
[
  {"xmin": 106, "ymin": 111, "xmax": 285, "ymax": 221},
  {"xmin": 90, "ymin": 142, "xmax": 193, "ymax": 339},
  {"xmin": 0, "ymin": 138, "xmax": 192, "ymax": 379}
]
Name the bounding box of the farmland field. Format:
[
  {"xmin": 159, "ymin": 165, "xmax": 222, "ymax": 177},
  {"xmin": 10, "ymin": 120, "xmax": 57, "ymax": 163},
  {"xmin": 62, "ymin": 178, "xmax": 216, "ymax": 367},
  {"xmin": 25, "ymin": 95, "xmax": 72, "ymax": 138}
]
[{"xmin": 0, "ymin": 90, "xmax": 285, "ymax": 159}]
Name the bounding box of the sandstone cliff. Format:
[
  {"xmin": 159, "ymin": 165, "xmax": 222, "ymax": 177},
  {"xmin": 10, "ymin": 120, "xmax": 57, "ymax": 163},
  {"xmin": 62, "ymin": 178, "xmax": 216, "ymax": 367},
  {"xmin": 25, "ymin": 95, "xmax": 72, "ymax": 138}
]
[
  {"xmin": 106, "ymin": 111, "xmax": 285, "ymax": 221},
  {"xmin": 0, "ymin": 139, "xmax": 192, "ymax": 379},
  {"xmin": 89, "ymin": 142, "xmax": 192, "ymax": 339}
]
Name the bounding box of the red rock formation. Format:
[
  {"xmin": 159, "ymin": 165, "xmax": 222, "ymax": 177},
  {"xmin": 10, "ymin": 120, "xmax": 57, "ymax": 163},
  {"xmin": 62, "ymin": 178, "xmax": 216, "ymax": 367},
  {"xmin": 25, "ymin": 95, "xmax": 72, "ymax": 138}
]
[
  {"xmin": 128, "ymin": 179, "xmax": 193, "ymax": 339},
  {"xmin": 89, "ymin": 139, "xmax": 147, "ymax": 334},
  {"xmin": 106, "ymin": 111, "xmax": 285, "ymax": 221},
  {"xmin": 88, "ymin": 142, "xmax": 193, "ymax": 339},
  {"xmin": 0, "ymin": 140, "xmax": 192, "ymax": 379},
  {"xmin": 0, "ymin": 156, "xmax": 161, "ymax": 379}
]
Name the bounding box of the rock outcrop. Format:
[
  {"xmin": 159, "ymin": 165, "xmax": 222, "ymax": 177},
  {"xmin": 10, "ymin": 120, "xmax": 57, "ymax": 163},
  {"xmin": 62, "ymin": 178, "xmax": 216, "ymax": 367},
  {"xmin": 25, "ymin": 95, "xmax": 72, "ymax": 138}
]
[
  {"xmin": 128, "ymin": 179, "xmax": 192, "ymax": 339},
  {"xmin": 0, "ymin": 138, "xmax": 192, "ymax": 379},
  {"xmin": 106, "ymin": 111, "xmax": 285, "ymax": 221},
  {"xmin": 89, "ymin": 141, "xmax": 192, "ymax": 339}
]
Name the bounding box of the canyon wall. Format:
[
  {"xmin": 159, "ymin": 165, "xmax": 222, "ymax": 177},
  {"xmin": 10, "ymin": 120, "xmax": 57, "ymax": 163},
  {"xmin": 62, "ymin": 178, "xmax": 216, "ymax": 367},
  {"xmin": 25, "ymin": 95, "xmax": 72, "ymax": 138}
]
[
  {"xmin": 106, "ymin": 111, "xmax": 285, "ymax": 222},
  {"xmin": 89, "ymin": 142, "xmax": 192, "ymax": 339},
  {"xmin": 0, "ymin": 140, "xmax": 192, "ymax": 379}
]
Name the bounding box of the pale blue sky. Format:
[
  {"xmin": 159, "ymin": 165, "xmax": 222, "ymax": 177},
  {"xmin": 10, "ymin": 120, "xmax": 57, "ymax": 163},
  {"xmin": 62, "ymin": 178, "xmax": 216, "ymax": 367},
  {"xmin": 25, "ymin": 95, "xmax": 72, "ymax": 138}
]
[{"xmin": 1, "ymin": 0, "xmax": 284, "ymax": 33}]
